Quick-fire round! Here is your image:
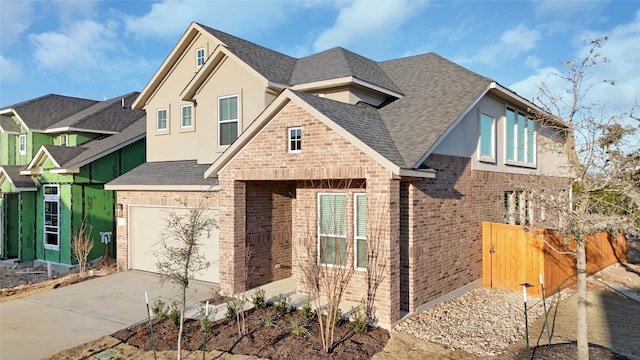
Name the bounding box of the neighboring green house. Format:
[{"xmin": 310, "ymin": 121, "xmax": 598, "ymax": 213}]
[{"xmin": 0, "ymin": 92, "xmax": 145, "ymax": 265}]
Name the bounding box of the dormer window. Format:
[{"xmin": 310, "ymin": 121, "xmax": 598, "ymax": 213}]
[
  {"xmin": 196, "ymin": 48, "xmax": 205, "ymax": 68},
  {"xmin": 59, "ymin": 134, "xmax": 68, "ymax": 147},
  {"xmin": 288, "ymin": 127, "xmax": 301, "ymax": 153},
  {"xmin": 18, "ymin": 134, "xmax": 26, "ymax": 155}
]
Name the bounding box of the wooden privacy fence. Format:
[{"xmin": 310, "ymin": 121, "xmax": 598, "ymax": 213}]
[{"xmin": 482, "ymin": 222, "xmax": 627, "ymax": 297}]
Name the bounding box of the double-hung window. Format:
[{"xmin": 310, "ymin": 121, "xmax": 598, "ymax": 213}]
[
  {"xmin": 219, "ymin": 95, "xmax": 238, "ymax": 146},
  {"xmin": 59, "ymin": 134, "xmax": 68, "ymax": 147},
  {"xmin": 288, "ymin": 127, "xmax": 301, "ymax": 153},
  {"xmin": 43, "ymin": 185, "xmax": 60, "ymax": 250},
  {"xmin": 479, "ymin": 113, "xmax": 495, "ymax": 162},
  {"xmin": 181, "ymin": 104, "xmax": 193, "ymax": 128},
  {"xmin": 157, "ymin": 108, "xmax": 168, "ymax": 131},
  {"xmin": 18, "ymin": 134, "xmax": 26, "ymax": 155},
  {"xmin": 354, "ymin": 194, "xmax": 367, "ymax": 270},
  {"xmin": 196, "ymin": 48, "xmax": 205, "ymax": 67},
  {"xmin": 318, "ymin": 193, "xmax": 347, "ymax": 266},
  {"xmin": 506, "ymin": 107, "xmax": 536, "ymax": 166}
]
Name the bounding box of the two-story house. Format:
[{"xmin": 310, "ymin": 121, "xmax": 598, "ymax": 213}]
[
  {"xmin": 106, "ymin": 22, "xmax": 571, "ymax": 328},
  {"xmin": 0, "ymin": 93, "xmax": 145, "ymax": 266}
]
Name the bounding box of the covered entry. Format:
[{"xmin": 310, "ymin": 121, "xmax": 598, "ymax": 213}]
[{"xmin": 129, "ymin": 205, "xmax": 220, "ymax": 283}]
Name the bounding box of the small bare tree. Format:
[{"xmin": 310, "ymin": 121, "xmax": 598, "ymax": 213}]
[
  {"xmin": 155, "ymin": 197, "xmax": 217, "ymax": 360},
  {"xmin": 296, "ymin": 179, "xmax": 359, "ymax": 353},
  {"xmin": 71, "ymin": 218, "xmax": 94, "ymax": 276},
  {"xmin": 363, "ymin": 201, "xmax": 388, "ymax": 324},
  {"xmin": 528, "ymin": 37, "xmax": 639, "ymax": 360}
]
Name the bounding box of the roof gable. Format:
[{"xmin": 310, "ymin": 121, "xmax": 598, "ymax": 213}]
[
  {"xmin": 0, "ymin": 114, "xmax": 20, "ymax": 134},
  {"xmin": 0, "ymin": 166, "xmax": 37, "ymax": 191}
]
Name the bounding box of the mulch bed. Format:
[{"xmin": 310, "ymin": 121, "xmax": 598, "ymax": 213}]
[
  {"xmin": 112, "ymin": 305, "xmax": 389, "ymax": 359},
  {"xmin": 509, "ymin": 342, "xmax": 632, "ymax": 359}
]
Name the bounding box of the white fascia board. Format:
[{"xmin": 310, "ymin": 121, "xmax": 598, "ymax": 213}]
[
  {"xmin": 0, "ymin": 109, "xmax": 29, "ymax": 132},
  {"xmin": 64, "ymin": 134, "xmax": 145, "ymax": 171},
  {"xmin": 49, "ymin": 168, "xmax": 80, "ymax": 174},
  {"xmin": 44, "ymin": 127, "xmax": 118, "ymax": 135},
  {"xmin": 290, "ymin": 76, "xmax": 354, "ymax": 92},
  {"xmin": 351, "ymin": 77, "xmax": 403, "ymax": 98}
]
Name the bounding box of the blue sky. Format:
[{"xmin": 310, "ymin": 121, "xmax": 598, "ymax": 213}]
[{"xmin": 1, "ymin": 0, "xmax": 639, "ymax": 117}]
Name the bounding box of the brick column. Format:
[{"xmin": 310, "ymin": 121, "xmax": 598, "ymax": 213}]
[{"xmin": 219, "ymin": 177, "xmax": 247, "ymax": 294}]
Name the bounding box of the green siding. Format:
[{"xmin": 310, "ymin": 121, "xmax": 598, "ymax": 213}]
[
  {"xmin": 121, "ymin": 140, "xmax": 146, "ymax": 173},
  {"xmin": 20, "ymin": 192, "xmax": 37, "ymax": 261},
  {"xmin": 3, "ymin": 193, "xmax": 20, "ymax": 258},
  {"xmin": 1, "ymin": 133, "xmax": 16, "ymax": 164}
]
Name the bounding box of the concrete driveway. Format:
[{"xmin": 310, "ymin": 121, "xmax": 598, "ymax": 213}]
[{"xmin": 0, "ymin": 270, "xmax": 219, "ymax": 360}]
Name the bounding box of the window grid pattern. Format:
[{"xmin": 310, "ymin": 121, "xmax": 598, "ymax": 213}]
[
  {"xmin": 181, "ymin": 105, "xmax": 192, "ymax": 128},
  {"xmin": 219, "ymin": 96, "xmax": 238, "ymax": 146},
  {"xmin": 288, "ymin": 127, "xmax": 301, "ymax": 153}
]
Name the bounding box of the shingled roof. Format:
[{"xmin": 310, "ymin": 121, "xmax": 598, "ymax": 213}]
[
  {"xmin": 378, "ymin": 53, "xmax": 493, "ymax": 167},
  {"xmin": 1, "ymin": 94, "xmax": 98, "ymax": 131},
  {"xmin": 41, "ymin": 145, "xmax": 87, "ymax": 167},
  {"xmin": 49, "ymin": 92, "xmax": 143, "ymax": 133},
  {"xmin": 0, "ymin": 114, "xmax": 19, "ymax": 133},
  {"xmin": 293, "ymin": 90, "xmax": 406, "ymax": 167},
  {"xmin": 0, "ymin": 166, "xmax": 37, "ymax": 190},
  {"xmin": 107, "ymin": 160, "xmax": 219, "ymax": 188},
  {"xmin": 290, "ymin": 47, "xmax": 402, "ymax": 94},
  {"xmin": 199, "ymin": 24, "xmax": 296, "ymax": 85}
]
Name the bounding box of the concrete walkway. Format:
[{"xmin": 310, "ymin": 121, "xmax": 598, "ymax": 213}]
[{"xmin": 0, "ymin": 270, "xmax": 219, "ymax": 360}]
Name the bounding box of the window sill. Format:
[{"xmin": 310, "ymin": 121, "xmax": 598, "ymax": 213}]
[
  {"xmin": 44, "ymin": 245, "xmax": 60, "ymax": 251},
  {"xmin": 478, "ymin": 156, "xmax": 496, "ymax": 164},
  {"xmin": 505, "ymin": 161, "xmax": 536, "ymax": 169},
  {"xmin": 178, "ymin": 126, "xmax": 195, "ymax": 133},
  {"xmin": 155, "ymin": 130, "xmax": 171, "ymax": 136}
]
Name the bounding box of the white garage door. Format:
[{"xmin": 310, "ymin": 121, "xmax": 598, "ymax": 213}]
[{"xmin": 129, "ymin": 206, "xmax": 219, "ymax": 283}]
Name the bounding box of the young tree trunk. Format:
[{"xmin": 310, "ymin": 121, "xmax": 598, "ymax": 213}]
[{"xmin": 576, "ymin": 238, "xmax": 589, "ymax": 360}]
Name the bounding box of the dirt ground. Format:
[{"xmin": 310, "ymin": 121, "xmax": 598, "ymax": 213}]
[
  {"xmin": 18, "ymin": 240, "xmax": 640, "ymax": 359},
  {"xmin": 0, "ymin": 258, "xmax": 116, "ymax": 302}
]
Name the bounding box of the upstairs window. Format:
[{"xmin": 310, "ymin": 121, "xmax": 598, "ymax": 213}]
[
  {"xmin": 219, "ymin": 95, "xmax": 238, "ymax": 146},
  {"xmin": 479, "ymin": 113, "xmax": 495, "ymax": 162},
  {"xmin": 288, "ymin": 127, "xmax": 301, "ymax": 153},
  {"xmin": 18, "ymin": 134, "xmax": 26, "ymax": 155},
  {"xmin": 157, "ymin": 108, "xmax": 168, "ymax": 131},
  {"xmin": 506, "ymin": 107, "xmax": 536, "ymax": 166},
  {"xmin": 181, "ymin": 104, "xmax": 193, "ymax": 128},
  {"xmin": 196, "ymin": 48, "xmax": 205, "ymax": 67},
  {"xmin": 59, "ymin": 134, "xmax": 68, "ymax": 147}
]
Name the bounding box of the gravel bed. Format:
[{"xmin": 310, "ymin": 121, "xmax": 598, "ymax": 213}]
[{"xmin": 395, "ymin": 287, "xmax": 567, "ymax": 357}]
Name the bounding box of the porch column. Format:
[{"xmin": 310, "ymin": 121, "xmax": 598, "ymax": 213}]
[
  {"xmin": 219, "ymin": 178, "xmax": 247, "ymax": 294},
  {"xmin": 368, "ymin": 175, "xmax": 401, "ymax": 328}
]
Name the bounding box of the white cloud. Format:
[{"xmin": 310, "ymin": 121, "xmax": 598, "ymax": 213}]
[
  {"xmin": 525, "ymin": 55, "xmax": 541, "ymax": 69},
  {"xmin": 0, "ymin": 0, "xmax": 35, "ymax": 46},
  {"xmin": 312, "ymin": 0, "xmax": 426, "ymax": 52},
  {"xmin": 124, "ymin": 0, "xmax": 298, "ymax": 40},
  {"xmin": 455, "ymin": 25, "xmax": 541, "ymax": 66},
  {"xmin": 511, "ymin": 11, "xmax": 640, "ymax": 118},
  {"xmin": 51, "ymin": 0, "xmax": 98, "ymax": 23},
  {"xmin": 0, "ymin": 55, "xmax": 22, "ymax": 81}
]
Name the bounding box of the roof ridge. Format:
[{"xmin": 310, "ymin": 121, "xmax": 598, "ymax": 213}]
[{"xmin": 72, "ymin": 92, "xmax": 141, "ymax": 127}]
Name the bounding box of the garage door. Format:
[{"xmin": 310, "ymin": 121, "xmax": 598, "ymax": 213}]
[{"xmin": 129, "ymin": 206, "xmax": 219, "ymax": 283}]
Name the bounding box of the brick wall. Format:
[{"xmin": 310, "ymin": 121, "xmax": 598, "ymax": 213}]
[
  {"xmin": 245, "ymin": 181, "xmax": 295, "ymax": 288},
  {"xmin": 218, "ymin": 102, "xmax": 399, "ymax": 327},
  {"xmin": 114, "ymin": 190, "xmax": 219, "ymax": 271},
  {"xmin": 403, "ymin": 153, "xmax": 570, "ymax": 312}
]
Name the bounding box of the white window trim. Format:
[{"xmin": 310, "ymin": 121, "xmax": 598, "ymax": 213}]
[
  {"xmin": 504, "ymin": 106, "xmax": 537, "ymax": 168},
  {"xmin": 354, "ymin": 193, "xmax": 367, "ymax": 271},
  {"xmin": 218, "ymin": 94, "xmax": 240, "ymax": 148},
  {"xmin": 288, "ymin": 127, "xmax": 301, "ymax": 153},
  {"xmin": 317, "ymin": 192, "xmax": 348, "ymax": 268},
  {"xmin": 180, "ymin": 104, "xmax": 193, "ymax": 129},
  {"xmin": 43, "ymin": 184, "xmax": 60, "ymax": 251},
  {"xmin": 156, "ymin": 108, "xmax": 168, "ymax": 132},
  {"xmin": 18, "ymin": 134, "xmax": 26, "ymax": 155},
  {"xmin": 59, "ymin": 134, "xmax": 68, "ymax": 147},
  {"xmin": 196, "ymin": 47, "xmax": 206, "ymax": 68},
  {"xmin": 478, "ymin": 112, "xmax": 496, "ymax": 163}
]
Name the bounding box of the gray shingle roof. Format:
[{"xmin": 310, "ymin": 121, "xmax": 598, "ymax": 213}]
[
  {"xmin": 199, "ymin": 24, "xmax": 296, "ymax": 85},
  {"xmin": 290, "ymin": 47, "xmax": 402, "ymax": 94},
  {"xmin": 0, "ymin": 115, "xmax": 19, "ymax": 133},
  {"xmin": 1, "ymin": 94, "xmax": 98, "ymax": 130},
  {"xmin": 378, "ymin": 53, "xmax": 492, "ymax": 167},
  {"xmin": 0, "ymin": 166, "xmax": 37, "ymax": 190},
  {"xmin": 42, "ymin": 145, "xmax": 86, "ymax": 167},
  {"xmin": 61, "ymin": 115, "xmax": 146, "ymax": 169},
  {"xmin": 293, "ymin": 90, "xmax": 406, "ymax": 167},
  {"xmin": 49, "ymin": 92, "xmax": 143, "ymax": 133},
  {"xmin": 107, "ymin": 160, "xmax": 218, "ymax": 187}
]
